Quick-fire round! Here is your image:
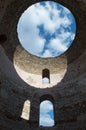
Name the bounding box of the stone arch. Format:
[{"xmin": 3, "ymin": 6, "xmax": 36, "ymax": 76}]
[
  {"xmin": 42, "ymin": 69, "xmax": 50, "ymax": 84},
  {"xmin": 40, "ymin": 94, "xmax": 54, "ymax": 103},
  {"xmin": 0, "ymin": 0, "xmax": 86, "ymax": 130},
  {"xmin": 39, "ymin": 94, "xmax": 55, "ymax": 126},
  {"xmin": 39, "ymin": 100, "xmax": 54, "ymax": 127},
  {"xmin": 21, "ymin": 100, "xmax": 31, "ymax": 120}
]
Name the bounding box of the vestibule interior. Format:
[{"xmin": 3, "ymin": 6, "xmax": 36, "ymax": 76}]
[{"xmin": 0, "ymin": 0, "xmax": 86, "ymax": 130}]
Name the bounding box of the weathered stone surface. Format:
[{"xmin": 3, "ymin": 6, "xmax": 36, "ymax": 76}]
[{"xmin": 0, "ymin": 0, "xmax": 86, "ymax": 130}]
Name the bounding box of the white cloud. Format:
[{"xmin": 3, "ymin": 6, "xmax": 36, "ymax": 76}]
[
  {"xmin": 42, "ymin": 77, "xmax": 49, "ymax": 84},
  {"xmin": 42, "ymin": 50, "xmax": 53, "ymax": 58},
  {"xmin": 40, "ymin": 114, "xmax": 54, "ymax": 127},
  {"xmin": 49, "ymin": 38, "xmax": 67, "ymax": 52},
  {"xmin": 17, "ymin": 9, "xmax": 46, "ymax": 55},
  {"xmin": 40, "ymin": 100, "xmax": 53, "ymax": 112},
  {"xmin": 46, "ymin": 28, "xmax": 75, "ymax": 56},
  {"xmin": 39, "ymin": 100, "xmax": 54, "ymax": 127},
  {"xmin": 17, "ymin": 1, "xmax": 76, "ymax": 58}
]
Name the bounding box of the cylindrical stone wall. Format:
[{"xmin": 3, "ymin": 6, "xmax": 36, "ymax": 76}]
[{"xmin": 0, "ymin": 0, "xmax": 86, "ymax": 130}]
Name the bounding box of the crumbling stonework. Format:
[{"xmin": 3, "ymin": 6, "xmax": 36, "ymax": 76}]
[{"xmin": 0, "ymin": 0, "xmax": 86, "ymax": 130}]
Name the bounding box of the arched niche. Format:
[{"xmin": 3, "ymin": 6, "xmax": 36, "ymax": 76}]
[{"xmin": 42, "ymin": 69, "xmax": 50, "ymax": 84}]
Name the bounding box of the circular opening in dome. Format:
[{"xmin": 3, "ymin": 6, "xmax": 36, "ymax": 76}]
[{"xmin": 17, "ymin": 1, "xmax": 76, "ymax": 58}]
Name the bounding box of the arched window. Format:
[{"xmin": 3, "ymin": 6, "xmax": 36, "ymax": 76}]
[
  {"xmin": 42, "ymin": 69, "xmax": 50, "ymax": 84},
  {"xmin": 39, "ymin": 100, "xmax": 54, "ymax": 127},
  {"xmin": 21, "ymin": 100, "xmax": 30, "ymax": 120},
  {"xmin": 42, "ymin": 77, "xmax": 49, "ymax": 84}
]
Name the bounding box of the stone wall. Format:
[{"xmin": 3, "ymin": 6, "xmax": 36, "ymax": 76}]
[{"xmin": 0, "ymin": 0, "xmax": 86, "ymax": 130}]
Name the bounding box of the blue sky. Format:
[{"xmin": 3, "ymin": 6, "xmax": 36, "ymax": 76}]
[
  {"xmin": 42, "ymin": 77, "xmax": 49, "ymax": 84},
  {"xmin": 17, "ymin": 1, "xmax": 76, "ymax": 126},
  {"xmin": 39, "ymin": 100, "xmax": 54, "ymax": 127},
  {"xmin": 17, "ymin": 1, "xmax": 76, "ymax": 58}
]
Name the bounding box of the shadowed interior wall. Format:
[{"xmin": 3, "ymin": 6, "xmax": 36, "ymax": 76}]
[{"xmin": 0, "ymin": 0, "xmax": 86, "ymax": 130}]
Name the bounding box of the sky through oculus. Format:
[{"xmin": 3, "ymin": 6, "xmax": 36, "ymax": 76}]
[{"xmin": 17, "ymin": 1, "xmax": 76, "ymax": 58}]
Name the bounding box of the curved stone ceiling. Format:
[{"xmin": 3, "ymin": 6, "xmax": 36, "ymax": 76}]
[{"xmin": 0, "ymin": 0, "xmax": 86, "ymax": 88}]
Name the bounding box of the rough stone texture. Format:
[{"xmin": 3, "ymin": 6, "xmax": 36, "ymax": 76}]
[{"xmin": 0, "ymin": 0, "xmax": 86, "ymax": 130}]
